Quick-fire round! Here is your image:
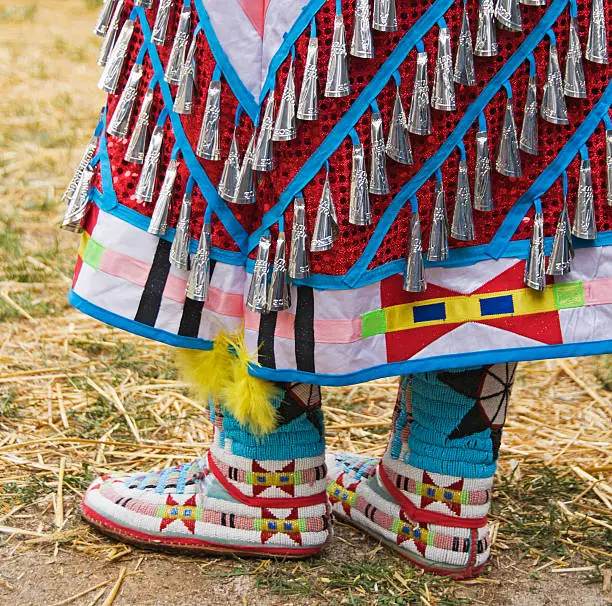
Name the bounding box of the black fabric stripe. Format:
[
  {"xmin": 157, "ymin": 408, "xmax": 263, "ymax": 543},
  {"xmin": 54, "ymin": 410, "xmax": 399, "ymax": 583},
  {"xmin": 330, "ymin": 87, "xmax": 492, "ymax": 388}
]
[
  {"xmin": 295, "ymin": 286, "xmax": 315, "ymax": 373},
  {"xmin": 221, "ymin": 513, "xmax": 227, "ymax": 527},
  {"xmin": 229, "ymin": 513, "xmax": 235, "ymax": 528},
  {"xmin": 178, "ymin": 260, "xmax": 216, "ymax": 338},
  {"xmin": 135, "ymin": 239, "xmax": 172, "ymax": 326},
  {"xmin": 258, "ymin": 311, "xmax": 278, "ymax": 368},
  {"xmin": 178, "ymin": 299, "xmax": 204, "ymax": 337}
]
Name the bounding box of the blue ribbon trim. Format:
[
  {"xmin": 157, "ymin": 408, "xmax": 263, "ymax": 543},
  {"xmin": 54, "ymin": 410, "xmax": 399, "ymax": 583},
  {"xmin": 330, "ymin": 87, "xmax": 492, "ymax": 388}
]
[
  {"xmin": 192, "ymin": 0, "xmax": 326, "ymax": 121},
  {"xmin": 247, "ymin": 0, "xmax": 458, "ymax": 253},
  {"xmin": 249, "ymin": 339, "xmax": 612, "ymax": 387},
  {"xmin": 68, "ymin": 290, "xmax": 214, "ymax": 351},
  {"xmin": 91, "ymin": 189, "xmax": 244, "ymax": 266},
  {"xmin": 134, "ymin": 7, "xmax": 249, "ymax": 254},
  {"xmin": 243, "ymin": 231, "xmax": 612, "ymax": 289},
  {"xmin": 343, "ymin": 0, "xmax": 571, "ymax": 287}
]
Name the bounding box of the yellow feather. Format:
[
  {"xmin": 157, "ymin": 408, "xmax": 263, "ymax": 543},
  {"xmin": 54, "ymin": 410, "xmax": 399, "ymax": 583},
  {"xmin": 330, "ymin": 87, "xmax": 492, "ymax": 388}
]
[
  {"xmin": 175, "ymin": 331, "xmax": 280, "ymax": 436},
  {"xmin": 220, "ymin": 332, "xmax": 280, "ymax": 436},
  {"xmin": 174, "ymin": 333, "xmax": 235, "ymax": 403}
]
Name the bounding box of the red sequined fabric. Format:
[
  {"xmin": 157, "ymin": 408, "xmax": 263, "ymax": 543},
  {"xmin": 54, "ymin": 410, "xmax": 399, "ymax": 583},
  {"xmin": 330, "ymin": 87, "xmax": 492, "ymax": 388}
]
[{"xmin": 98, "ymin": 0, "xmax": 612, "ymax": 277}]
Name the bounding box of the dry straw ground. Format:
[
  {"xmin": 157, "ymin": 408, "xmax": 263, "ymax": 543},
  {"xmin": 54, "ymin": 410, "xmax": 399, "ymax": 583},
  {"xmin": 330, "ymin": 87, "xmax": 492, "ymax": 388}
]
[{"xmin": 0, "ymin": 1, "xmax": 611, "ymax": 604}]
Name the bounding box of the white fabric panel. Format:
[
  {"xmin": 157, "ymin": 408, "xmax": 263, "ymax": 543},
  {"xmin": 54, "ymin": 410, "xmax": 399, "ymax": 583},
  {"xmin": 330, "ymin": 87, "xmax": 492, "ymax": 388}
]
[
  {"xmin": 211, "ymin": 262, "xmax": 247, "ymax": 294},
  {"xmin": 203, "ymin": 0, "xmax": 262, "ymax": 98},
  {"xmin": 199, "ymin": 309, "xmax": 243, "ymax": 341},
  {"xmin": 314, "ymin": 281, "xmax": 382, "ymax": 320},
  {"xmin": 92, "ymin": 210, "xmax": 158, "ymax": 263},
  {"xmin": 411, "ymin": 322, "xmax": 544, "ymax": 359},
  {"xmin": 203, "ymin": 0, "xmax": 309, "ymax": 99},
  {"xmin": 169, "ymin": 263, "xmax": 189, "ymax": 282},
  {"xmin": 426, "ymin": 258, "xmax": 520, "ymax": 293},
  {"xmin": 555, "ymin": 246, "xmax": 612, "ymax": 283},
  {"xmin": 273, "ymin": 334, "xmax": 298, "ymax": 371},
  {"xmin": 260, "ymin": 0, "xmax": 310, "ymax": 94},
  {"xmin": 314, "ymin": 335, "xmax": 387, "ymax": 374},
  {"xmin": 155, "ymin": 297, "xmax": 185, "ymax": 334},
  {"xmin": 74, "ymin": 262, "xmax": 143, "ymax": 320},
  {"xmin": 243, "ymin": 326, "xmax": 261, "ymax": 359},
  {"xmin": 559, "ymin": 305, "xmax": 612, "ymax": 343}
]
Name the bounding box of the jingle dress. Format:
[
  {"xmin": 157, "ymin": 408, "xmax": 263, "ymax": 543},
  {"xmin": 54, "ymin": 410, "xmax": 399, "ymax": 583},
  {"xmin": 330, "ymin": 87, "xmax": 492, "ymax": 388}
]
[{"xmin": 64, "ymin": 0, "xmax": 612, "ymax": 386}]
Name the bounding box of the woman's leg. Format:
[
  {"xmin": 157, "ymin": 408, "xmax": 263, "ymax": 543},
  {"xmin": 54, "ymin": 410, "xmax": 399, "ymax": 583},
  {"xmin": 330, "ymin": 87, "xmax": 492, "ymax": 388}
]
[
  {"xmin": 82, "ymin": 381, "xmax": 332, "ymax": 557},
  {"xmin": 327, "ymin": 364, "xmax": 516, "ymax": 578}
]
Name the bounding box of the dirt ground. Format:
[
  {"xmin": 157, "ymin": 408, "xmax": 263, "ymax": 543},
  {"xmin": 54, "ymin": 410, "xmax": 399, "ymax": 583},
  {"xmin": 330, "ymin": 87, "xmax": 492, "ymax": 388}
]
[
  {"xmin": 0, "ymin": 525, "xmax": 610, "ymax": 606},
  {"xmin": 0, "ymin": 1, "xmax": 611, "ymax": 605}
]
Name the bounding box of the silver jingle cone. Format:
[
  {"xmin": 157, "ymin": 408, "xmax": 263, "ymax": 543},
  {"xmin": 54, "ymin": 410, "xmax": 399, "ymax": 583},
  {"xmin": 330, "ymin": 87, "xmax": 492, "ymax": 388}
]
[
  {"xmin": 136, "ymin": 124, "xmax": 164, "ymax": 204},
  {"xmin": 196, "ymin": 80, "xmax": 221, "ymax": 161},
  {"xmin": 98, "ymin": 19, "xmax": 134, "ymax": 94},
  {"xmin": 349, "ymin": 144, "xmax": 372, "ymax": 225},
  {"xmin": 454, "ymin": 5, "xmax": 476, "ymax": 86},
  {"xmin": 432, "ymin": 28, "xmax": 456, "ymax": 111},
  {"xmin": 125, "ymin": 88, "xmax": 154, "ymax": 164},
  {"xmin": 97, "ymin": 0, "xmax": 123, "ymax": 67},
  {"xmin": 519, "ymin": 75, "xmax": 538, "ymax": 155},
  {"xmin": 351, "ymin": 0, "xmax": 374, "ymax": 58},
  {"xmin": 218, "ymin": 129, "xmax": 241, "ymax": 202},
  {"xmin": 165, "ymin": 4, "xmax": 191, "ymax": 85},
  {"xmin": 325, "ymin": 13, "xmax": 350, "ymax": 97},
  {"xmin": 606, "ymin": 130, "xmax": 612, "ymax": 206},
  {"xmin": 186, "ymin": 225, "xmax": 212, "ymax": 302},
  {"xmin": 524, "ymin": 212, "xmax": 546, "ymax": 291},
  {"xmin": 386, "ymin": 87, "xmax": 413, "ymax": 164},
  {"xmin": 233, "ymin": 129, "xmax": 257, "ymax": 204},
  {"xmin": 586, "ymin": 0, "xmax": 609, "ymax": 64},
  {"xmin": 107, "ymin": 62, "xmax": 143, "ymax": 139},
  {"xmin": 297, "ymin": 37, "xmax": 319, "ymax": 121},
  {"xmin": 169, "ymin": 191, "xmax": 192, "ymax": 271},
  {"xmin": 94, "ymin": 0, "xmax": 118, "ymax": 37},
  {"xmin": 288, "ymin": 196, "xmax": 311, "ymax": 279},
  {"xmin": 246, "ymin": 235, "xmax": 271, "ymax": 313},
  {"xmin": 496, "ymin": 99, "xmax": 522, "ymax": 178},
  {"xmin": 541, "ymin": 44, "xmax": 569, "ymax": 125},
  {"xmin": 253, "ymin": 91, "xmax": 276, "ymax": 171},
  {"xmin": 268, "ymin": 232, "xmax": 291, "ymax": 312},
  {"xmin": 273, "ymin": 58, "xmax": 296, "ymax": 141},
  {"xmin": 572, "ymin": 159, "xmax": 597, "ymax": 239},
  {"xmin": 451, "ymin": 160, "xmax": 475, "ymax": 241},
  {"xmin": 148, "ymin": 158, "xmax": 178, "ymax": 236},
  {"xmin": 62, "ymin": 135, "xmax": 99, "ymax": 203},
  {"xmin": 427, "ymin": 180, "xmax": 449, "ymax": 262},
  {"xmin": 370, "ymin": 112, "xmax": 390, "ymax": 195},
  {"xmin": 373, "ymin": 0, "xmax": 398, "ymax": 32},
  {"xmin": 408, "ymin": 52, "xmax": 431, "ymax": 135},
  {"xmin": 404, "ymin": 211, "xmax": 426, "ymax": 292},
  {"xmin": 564, "ymin": 17, "xmax": 587, "ymax": 98},
  {"xmin": 61, "ymin": 166, "xmax": 94, "ymax": 232},
  {"xmin": 152, "ymin": 0, "xmax": 173, "ymax": 46},
  {"xmin": 546, "ymin": 198, "xmax": 574, "ymax": 275},
  {"xmin": 474, "ymin": 0, "xmax": 498, "ymax": 57},
  {"xmin": 520, "ymin": 0, "xmax": 545, "ymax": 5},
  {"xmin": 135, "ymin": 0, "xmax": 152, "ymax": 8},
  {"xmin": 495, "ymin": 0, "xmax": 522, "ymax": 32},
  {"xmin": 474, "ymin": 130, "xmax": 494, "ymax": 211},
  {"xmin": 173, "ymin": 35, "xmax": 197, "ymax": 114},
  {"xmin": 311, "ymin": 173, "xmax": 340, "ymax": 252}
]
